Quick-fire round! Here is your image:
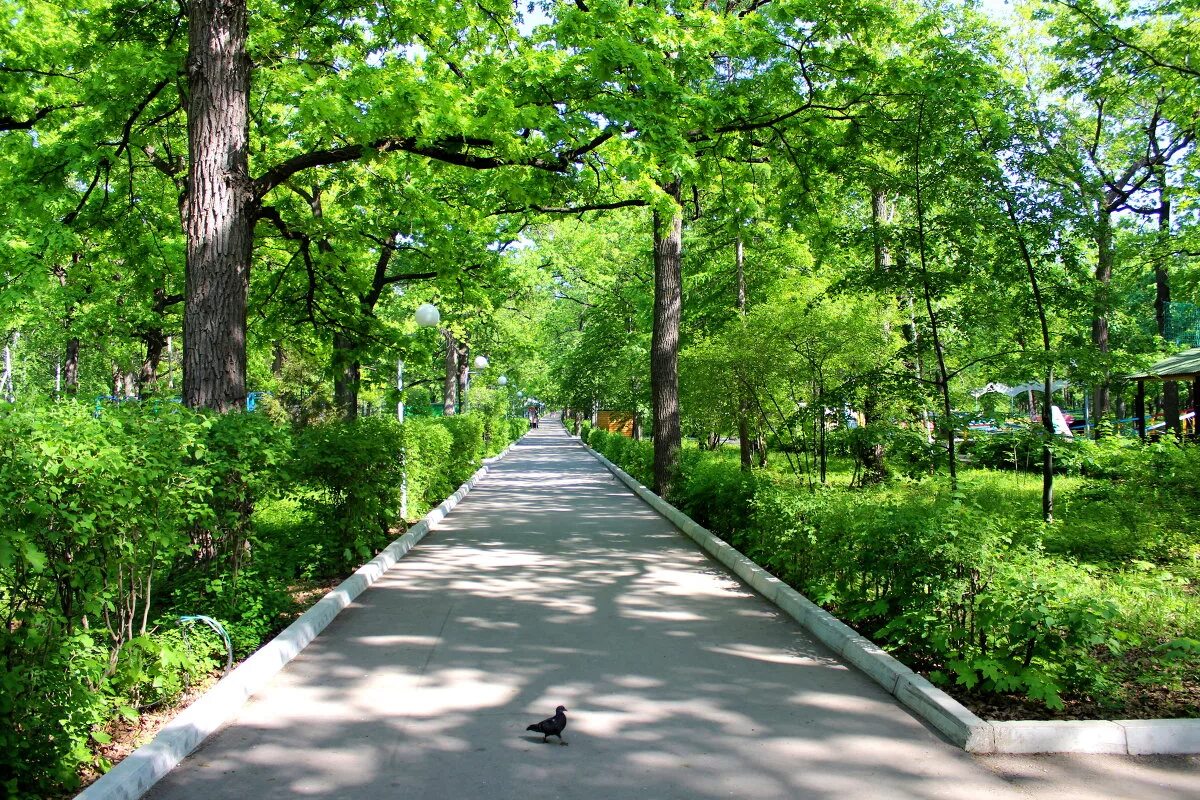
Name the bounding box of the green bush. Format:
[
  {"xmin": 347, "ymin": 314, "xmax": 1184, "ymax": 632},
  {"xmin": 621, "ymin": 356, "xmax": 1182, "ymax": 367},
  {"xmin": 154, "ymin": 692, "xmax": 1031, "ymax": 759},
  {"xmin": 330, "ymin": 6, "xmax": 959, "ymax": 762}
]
[
  {"xmin": 586, "ymin": 428, "xmax": 654, "ymax": 488},
  {"xmin": 887, "ymin": 427, "xmax": 944, "ymax": 479},
  {"xmin": 507, "ymin": 417, "xmax": 530, "ymax": 444},
  {"xmin": 403, "ymin": 417, "xmax": 455, "ymax": 514},
  {"xmin": 294, "ymin": 416, "xmax": 405, "ymax": 570},
  {"xmin": 967, "ymin": 426, "xmax": 1084, "ymax": 475},
  {"xmin": 438, "ymin": 414, "xmax": 485, "ymax": 487},
  {"xmin": 673, "ymin": 455, "xmax": 758, "ymax": 540},
  {"xmin": 0, "ymin": 400, "xmax": 287, "ymax": 795}
]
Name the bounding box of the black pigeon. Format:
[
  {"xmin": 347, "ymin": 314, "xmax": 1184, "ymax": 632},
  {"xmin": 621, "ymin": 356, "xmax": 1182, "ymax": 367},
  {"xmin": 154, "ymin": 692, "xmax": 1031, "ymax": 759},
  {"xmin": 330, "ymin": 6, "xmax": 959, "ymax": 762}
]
[{"xmin": 526, "ymin": 705, "xmax": 568, "ymax": 745}]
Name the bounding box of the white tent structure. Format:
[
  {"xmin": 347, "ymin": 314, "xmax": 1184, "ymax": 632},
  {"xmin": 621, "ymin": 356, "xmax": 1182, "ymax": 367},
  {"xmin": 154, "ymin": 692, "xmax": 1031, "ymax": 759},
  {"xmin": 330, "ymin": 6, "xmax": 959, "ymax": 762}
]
[{"xmin": 971, "ymin": 380, "xmax": 1070, "ymax": 398}]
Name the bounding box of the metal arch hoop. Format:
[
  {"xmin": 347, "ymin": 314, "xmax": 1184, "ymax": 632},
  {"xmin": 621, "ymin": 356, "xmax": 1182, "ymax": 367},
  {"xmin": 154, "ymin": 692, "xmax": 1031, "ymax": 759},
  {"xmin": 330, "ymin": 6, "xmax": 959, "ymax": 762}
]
[{"xmin": 179, "ymin": 614, "xmax": 234, "ymax": 675}]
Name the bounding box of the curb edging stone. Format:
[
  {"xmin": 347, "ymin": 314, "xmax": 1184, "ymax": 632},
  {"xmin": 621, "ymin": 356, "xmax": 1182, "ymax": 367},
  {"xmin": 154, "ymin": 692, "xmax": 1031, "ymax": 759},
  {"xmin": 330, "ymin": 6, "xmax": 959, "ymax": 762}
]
[
  {"xmin": 575, "ymin": 436, "xmax": 1200, "ymax": 756},
  {"xmin": 74, "ymin": 439, "xmax": 522, "ymax": 800}
]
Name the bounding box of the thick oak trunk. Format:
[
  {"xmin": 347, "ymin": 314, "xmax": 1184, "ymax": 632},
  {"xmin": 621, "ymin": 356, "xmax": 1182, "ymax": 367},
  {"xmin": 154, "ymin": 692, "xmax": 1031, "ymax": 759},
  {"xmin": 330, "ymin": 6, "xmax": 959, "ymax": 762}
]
[
  {"xmin": 182, "ymin": 0, "xmax": 253, "ymax": 412},
  {"xmin": 139, "ymin": 329, "xmax": 166, "ymax": 395},
  {"xmin": 651, "ymin": 181, "xmax": 683, "ymax": 497}
]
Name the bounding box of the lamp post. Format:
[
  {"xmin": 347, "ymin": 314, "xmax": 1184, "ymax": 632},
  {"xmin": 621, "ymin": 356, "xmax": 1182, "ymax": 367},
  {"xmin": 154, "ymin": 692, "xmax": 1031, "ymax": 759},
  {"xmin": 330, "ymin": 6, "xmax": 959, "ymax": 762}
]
[
  {"xmin": 398, "ymin": 302, "xmax": 440, "ymax": 423},
  {"xmin": 461, "ymin": 354, "xmax": 489, "ymax": 412},
  {"xmin": 399, "ymin": 302, "xmax": 439, "ymax": 520}
]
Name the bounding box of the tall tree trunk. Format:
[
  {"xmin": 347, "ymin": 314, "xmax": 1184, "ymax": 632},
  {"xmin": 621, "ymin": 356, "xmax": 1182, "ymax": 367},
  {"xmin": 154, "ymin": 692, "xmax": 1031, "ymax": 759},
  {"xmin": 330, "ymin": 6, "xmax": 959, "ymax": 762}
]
[
  {"xmin": 651, "ymin": 180, "xmax": 684, "ymax": 497},
  {"xmin": 55, "ymin": 258, "xmax": 80, "ymax": 396},
  {"xmin": 858, "ymin": 187, "xmax": 893, "ymax": 484},
  {"xmin": 271, "ymin": 341, "xmax": 284, "ymax": 377},
  {"xmin": 332, "ymin": 331, "xmax": 359, "ymax": 420},
  {"xmin": 1155, "ymin": 174, "xmax": 1181, "ymax": 438},
  {"xmin": 457, "ymin": 341, "xmax": 470, "ymax": 412},
  {"xmin": 1003, "ymin": 196, "xmax": 1055, "ymax": 522},
  {"xmin": 1091, "ymin": 206, "xmax": 1114, "ymax": 429},
  {"xmin": 182, "ymin": 0, "xmax": 253, "ymax": 412},
  {"xmin": 139, "ymin": 329, "xmax": 167, "ymax": 395},
  {"xmin": 735, "ymin": 231, "xmax": 753, "ymax": 472},
  {"xmin": 913, "ymin": 102, "xmax": 956, "ymax": 490},
  {"xmin": 442, "ymin": 330, "xmax": 457, "ymax": 415},
  {"xmin": 1, "ymin": 334, "xmax": 14, "ymax": 402},
  {"xmin": 63, "ymin": 337, "xmax": 79, "ymax": 395}
]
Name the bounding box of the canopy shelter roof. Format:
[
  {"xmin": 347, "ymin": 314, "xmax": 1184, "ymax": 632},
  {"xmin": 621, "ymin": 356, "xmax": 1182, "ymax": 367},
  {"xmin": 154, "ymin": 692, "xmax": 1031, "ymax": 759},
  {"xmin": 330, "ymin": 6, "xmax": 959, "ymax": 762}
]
[
  {"xmin": 971, "ymin": 380, "xmax": 1070, "ymax": 398},
  {"xmin": 1126, "ymin": 347, "xmax": 1200, "ymax": 382}
]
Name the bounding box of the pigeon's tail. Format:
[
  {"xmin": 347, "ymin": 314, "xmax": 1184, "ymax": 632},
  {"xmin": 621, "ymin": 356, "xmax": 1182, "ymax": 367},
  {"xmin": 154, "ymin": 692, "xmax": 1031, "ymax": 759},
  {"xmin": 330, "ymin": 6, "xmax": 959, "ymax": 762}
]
[{"xmin": 526, "ymin": 724, "xmax": 540, "ymax": 733}]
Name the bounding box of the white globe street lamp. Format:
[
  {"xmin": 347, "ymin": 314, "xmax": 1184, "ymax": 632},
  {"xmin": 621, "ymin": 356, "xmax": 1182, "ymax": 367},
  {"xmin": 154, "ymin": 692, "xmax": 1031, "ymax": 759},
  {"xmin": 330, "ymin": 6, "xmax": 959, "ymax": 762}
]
[
  {"xmin": 474, "ymin": 355, "xmax": 489, "ymax": 369},
  {"xmin": 414, "ymin": 302, "xmax": 440, "ymax": 328},
  {"xmin": 497, "ymin": 375, "xmax": 507, "ymax": 386},
  {"xmin": 398, "ymin": 301, "xmax": 439, "ymax": 519},
  {"xmin": 399, "ymin": 303, "xmax": 440, "ymax": 425}
]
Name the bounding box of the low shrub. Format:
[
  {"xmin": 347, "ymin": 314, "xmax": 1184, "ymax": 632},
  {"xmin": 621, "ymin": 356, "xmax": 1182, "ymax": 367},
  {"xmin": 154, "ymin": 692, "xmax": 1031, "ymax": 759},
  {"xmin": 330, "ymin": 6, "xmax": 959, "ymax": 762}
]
[
  {"xmin": 403, "ymin": 417, "xmax": 455, "ymax": 514},
  {"xmin": 967, "ymin": 426, "xmax": 1084, "ymax": 475},
  {"xmin": 587, "ymin": 428, "xmax": 654, "ymax": 487},
  {"xmin": 0, "ymin": 400, "xmax": 287, "ymax": 795},
  {"xmin": 438, "ymin": 414, "xmax": 485, "ymax": 487},
  {"xmin": 507, "ymin": 417, "xmax": 530, "ymax": 443},
  {"xmin": 293, "ymin": 416, "xmax": 405, "ymax": 570},
  {"xmin": 672, "ymin": 456, "xmax": 758, "ymax": 541}
]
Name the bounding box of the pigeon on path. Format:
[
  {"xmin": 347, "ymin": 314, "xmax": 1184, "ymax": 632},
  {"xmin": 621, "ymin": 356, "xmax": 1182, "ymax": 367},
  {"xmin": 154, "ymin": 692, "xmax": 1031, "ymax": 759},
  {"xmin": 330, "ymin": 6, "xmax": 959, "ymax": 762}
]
[{"xmin": 526, "ymin": 705, "xmax": 568, "ymax": 745}]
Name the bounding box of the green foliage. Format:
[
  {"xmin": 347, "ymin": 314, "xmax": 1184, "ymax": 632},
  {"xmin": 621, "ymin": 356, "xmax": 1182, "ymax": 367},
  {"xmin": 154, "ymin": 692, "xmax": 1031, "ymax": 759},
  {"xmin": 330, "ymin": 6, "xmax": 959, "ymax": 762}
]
[
  {"xmin": 507, "ymin": 417, "xmax": 530, "ymax": 443},
  {"xmin": 0, "ymin": 399, "xmax": 286, "ymax": 794},
  {"xmin": 965, "ymin": 426, "xmax": 1087, "ymax": 475},
  {"xmin": 403, "ymin": 418, "xmax": 455, "ymax": 514},
  {"xmin": 587, "ymin": 428, "xmax": 654, "ymax": 488},
  {"xmin": 887, "ymin": 427, "xmax": 945, "ymax": 479},
  {"xmin": 438, "ymin": 414, "xmax": 485, "ymax": 487},
  {"xmin": 293, "ymin": 416, "xmax": 406, "ymax": 570},
  {"xmin": 672, "ymin": 455, "xmax": 759, "ymax": 540}
]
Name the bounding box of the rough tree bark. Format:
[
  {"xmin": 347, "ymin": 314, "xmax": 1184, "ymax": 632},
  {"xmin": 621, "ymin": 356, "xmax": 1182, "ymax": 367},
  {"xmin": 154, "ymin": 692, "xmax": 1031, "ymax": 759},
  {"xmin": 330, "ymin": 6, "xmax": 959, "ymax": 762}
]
[
  {"xmin": 457, "ymin": 341, "xmax": 471, "ymax": 412},
  {"xmin": 651, "ymin": 180, "xmax": 684, "ymax": 497},
  {"xmin": 182, "ymin": 0, "xmax": 253, "ymax": 412},
  {"xmin": 332, "ymin": 331, "xmax": 360, "ymax": 421},
  {"xmin": 442, "ymin": 330, "xmax": 458, "ymax": 415},
  {"xmin": 64, "ymin": 338, "xmax": 79, "ymax": 394}
]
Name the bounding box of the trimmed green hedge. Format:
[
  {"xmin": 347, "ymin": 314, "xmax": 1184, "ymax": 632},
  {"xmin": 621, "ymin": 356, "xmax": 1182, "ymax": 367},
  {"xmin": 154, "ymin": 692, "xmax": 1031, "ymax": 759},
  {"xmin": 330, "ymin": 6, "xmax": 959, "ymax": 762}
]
[{"xmin": 587, "ymin": 428, "xmax": 653, "ymax": 488}]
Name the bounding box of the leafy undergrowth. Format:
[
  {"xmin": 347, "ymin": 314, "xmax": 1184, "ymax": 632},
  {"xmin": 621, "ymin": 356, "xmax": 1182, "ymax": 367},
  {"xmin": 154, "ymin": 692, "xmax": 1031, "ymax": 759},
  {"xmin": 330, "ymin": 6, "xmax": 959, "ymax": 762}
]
[
  {"xmin": 66, "ymin": 574, "xmax": 347, "ymax": 798},
  {"xmin": 623, "ymin": 436, "xmax": 1200, "ymax": 721}
]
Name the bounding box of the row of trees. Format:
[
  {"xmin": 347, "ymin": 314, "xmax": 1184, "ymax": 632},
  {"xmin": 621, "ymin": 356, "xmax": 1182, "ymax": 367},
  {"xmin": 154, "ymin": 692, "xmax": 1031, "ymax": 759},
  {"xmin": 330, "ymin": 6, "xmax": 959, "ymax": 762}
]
[
  {"xmin": 532, "ymin": 0, "xmax": 1200, "ymax": 518},
  {"xmin": 2, "ymin": 0, "xmax": 1198, "ymax": 508}
]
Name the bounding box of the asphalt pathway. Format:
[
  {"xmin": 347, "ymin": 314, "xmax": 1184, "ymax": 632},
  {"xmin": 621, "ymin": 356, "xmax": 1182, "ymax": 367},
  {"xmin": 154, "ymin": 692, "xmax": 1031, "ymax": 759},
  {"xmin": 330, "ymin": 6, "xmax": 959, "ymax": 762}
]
[{"xmin": 145, "ymin": 422, "xmax": 1200, "ymax": 799}]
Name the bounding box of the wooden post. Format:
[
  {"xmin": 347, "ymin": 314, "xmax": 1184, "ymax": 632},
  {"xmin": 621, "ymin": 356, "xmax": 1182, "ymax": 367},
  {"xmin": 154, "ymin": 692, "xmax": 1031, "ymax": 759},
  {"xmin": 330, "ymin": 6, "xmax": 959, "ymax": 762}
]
[{"xmin": 1136, "ymin": 379, "xmax": 1147, "ymax": 441}]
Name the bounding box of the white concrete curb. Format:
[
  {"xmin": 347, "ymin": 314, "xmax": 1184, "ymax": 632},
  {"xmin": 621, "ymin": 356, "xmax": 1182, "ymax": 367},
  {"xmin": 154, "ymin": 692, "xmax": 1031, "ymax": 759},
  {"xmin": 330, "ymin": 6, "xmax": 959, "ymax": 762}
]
[
  {"xmin": 575, "ymin": 436, "xmax": 1200, "ymax": 756},
  {"xmin": 75, "ymin": 439, "xmax": 521, "ymax": 800}
]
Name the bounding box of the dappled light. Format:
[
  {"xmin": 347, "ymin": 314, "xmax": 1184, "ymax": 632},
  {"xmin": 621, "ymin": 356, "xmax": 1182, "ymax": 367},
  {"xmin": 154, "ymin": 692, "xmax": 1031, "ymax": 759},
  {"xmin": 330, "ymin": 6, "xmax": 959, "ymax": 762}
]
[{"xmin": 144, "ymin": 423, "xmax": 1036, "ymax": 800}]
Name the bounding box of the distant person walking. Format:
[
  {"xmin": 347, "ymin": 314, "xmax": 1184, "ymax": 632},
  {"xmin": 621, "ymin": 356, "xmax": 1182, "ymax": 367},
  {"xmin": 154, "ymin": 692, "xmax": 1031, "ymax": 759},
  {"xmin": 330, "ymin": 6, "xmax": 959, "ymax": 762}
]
[{"xmin": 528, "ymin": 408, "xmax": 539, "ymax": 429}]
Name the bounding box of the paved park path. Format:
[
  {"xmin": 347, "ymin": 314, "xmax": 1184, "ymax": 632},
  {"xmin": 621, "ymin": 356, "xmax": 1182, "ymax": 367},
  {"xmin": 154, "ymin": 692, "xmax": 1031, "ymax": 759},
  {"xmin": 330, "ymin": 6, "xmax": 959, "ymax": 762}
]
[{"xmin": 146, "ymin": 422, "xmax": 1200, "ymax": 800}]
